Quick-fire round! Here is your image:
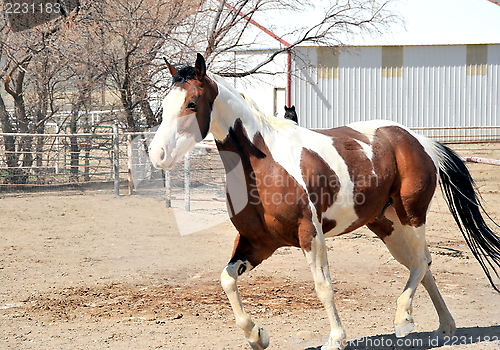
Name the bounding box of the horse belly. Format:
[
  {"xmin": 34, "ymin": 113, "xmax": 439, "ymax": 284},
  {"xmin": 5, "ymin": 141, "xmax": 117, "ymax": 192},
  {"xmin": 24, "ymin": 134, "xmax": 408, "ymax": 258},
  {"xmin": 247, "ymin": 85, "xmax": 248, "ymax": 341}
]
[{"xmin": 321, "ymin": 201, "xmax": 366, "ymax": 238}]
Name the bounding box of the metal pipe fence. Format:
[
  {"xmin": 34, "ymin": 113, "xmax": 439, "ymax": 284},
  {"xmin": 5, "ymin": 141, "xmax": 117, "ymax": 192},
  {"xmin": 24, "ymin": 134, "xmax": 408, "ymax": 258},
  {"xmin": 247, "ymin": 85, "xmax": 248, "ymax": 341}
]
[
  {"xmin": 0, "ymin": 129, "xmax": 226, "ymax": 210},
  {"xmin": 0, "ymin": 131, "xmax": 116, "ymax": 188},
  {"xmin": 411, "ymin": 126, "xmax": 500, "ymax": 143}
]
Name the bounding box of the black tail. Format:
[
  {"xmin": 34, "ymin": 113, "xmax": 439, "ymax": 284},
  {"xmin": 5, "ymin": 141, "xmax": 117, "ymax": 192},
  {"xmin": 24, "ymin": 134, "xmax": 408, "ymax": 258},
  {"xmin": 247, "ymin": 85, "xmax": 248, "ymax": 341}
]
[{"xmin": 434, "ymin": 142, "xmax": 500, "ymax": 292}]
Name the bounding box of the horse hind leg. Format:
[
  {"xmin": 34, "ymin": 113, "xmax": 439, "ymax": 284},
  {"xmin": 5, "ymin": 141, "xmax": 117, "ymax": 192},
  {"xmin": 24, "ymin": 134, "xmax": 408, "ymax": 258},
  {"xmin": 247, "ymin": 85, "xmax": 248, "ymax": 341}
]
[
  {"xmin": 367, "ymin": 206, "xmax": 454, "ymax": 338},
  {"xmin": 421, "ymin": 270, "xmax": 456, "ymax": 337},
  {"xmin": 367, "ymin": 209, "xmax": 427, "ymax": 337}
]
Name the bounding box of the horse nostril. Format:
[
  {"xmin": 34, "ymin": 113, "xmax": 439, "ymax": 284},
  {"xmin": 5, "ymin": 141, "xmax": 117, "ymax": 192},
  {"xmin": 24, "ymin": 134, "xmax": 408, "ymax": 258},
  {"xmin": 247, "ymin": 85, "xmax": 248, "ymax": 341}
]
[{"xmin": 159, "ymin": 148, "xmax": 166, "ymax": 161}]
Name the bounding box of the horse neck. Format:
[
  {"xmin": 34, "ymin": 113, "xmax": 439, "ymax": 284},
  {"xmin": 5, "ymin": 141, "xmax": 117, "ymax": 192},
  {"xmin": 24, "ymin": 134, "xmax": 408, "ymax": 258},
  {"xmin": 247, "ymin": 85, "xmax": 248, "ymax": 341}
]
[
  {"xmin": 209, "ymin": 79, "xmax": 263, "ymax": 143},
  {"xmin": 209, "ymin": 79, "xmax": 308, "ymax": 193}
]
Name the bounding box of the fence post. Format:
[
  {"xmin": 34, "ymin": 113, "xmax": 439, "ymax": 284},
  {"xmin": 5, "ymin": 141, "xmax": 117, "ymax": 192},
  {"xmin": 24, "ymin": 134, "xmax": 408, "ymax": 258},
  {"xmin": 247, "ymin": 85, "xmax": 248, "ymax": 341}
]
[
  {"xmin": 113, "ymin": 124, "xmax": 120, "ymax": 196},
  {"xmin": 55, "ymin": 124, "xmax": 60, "ymax": 174},
  {"xmin": 184, "ymin": 151, "xmax": 190, "ymax": 211},
  {"xmin": 164, "ymin": 169, "xmax": 171, "ymax": 208},
  {"xmin": 127, "ymin": 134, "xmax": 134, "ymax": 195}
]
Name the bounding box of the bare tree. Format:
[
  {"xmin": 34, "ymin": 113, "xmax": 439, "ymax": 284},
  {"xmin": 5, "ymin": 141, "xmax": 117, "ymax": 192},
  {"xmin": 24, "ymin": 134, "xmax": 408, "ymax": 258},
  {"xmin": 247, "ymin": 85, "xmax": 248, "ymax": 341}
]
[
  {"xmin": 188, "ymin": 0, "xmax": 400, "ymax": 77},
  {"xmin": 0, "ymin": 22, "xmax": 39, "ymax": 183},
  {"xmin": 79, "ymin": 0, "xmax": 197, "ymax": 131},
  {"xmin": 0, "ymin": 3, "xmax": 81, "ymax": 183}
]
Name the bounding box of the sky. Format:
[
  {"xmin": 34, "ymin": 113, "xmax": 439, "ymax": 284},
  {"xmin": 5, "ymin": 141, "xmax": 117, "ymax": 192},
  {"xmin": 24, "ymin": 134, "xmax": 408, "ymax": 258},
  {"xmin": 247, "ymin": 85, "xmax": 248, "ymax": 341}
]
[
  {"xmin": 379, "ymin": 0, "xmax": 500, "ymax": 46},
  {"xmin": 250, "ymin": 0, "xmax": 500, "ymax": 48}
]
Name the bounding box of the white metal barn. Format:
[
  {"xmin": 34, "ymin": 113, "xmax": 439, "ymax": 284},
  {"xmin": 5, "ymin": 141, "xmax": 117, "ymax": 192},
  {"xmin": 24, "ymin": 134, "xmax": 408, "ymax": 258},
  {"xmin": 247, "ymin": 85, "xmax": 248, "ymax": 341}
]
[
  {"xmin": 291, "ymin": 44, "xmax": 500, "ymax": 140},
  {"xmin": 232, "ymin": 0, "xmax": 500, "ymax": 142}
]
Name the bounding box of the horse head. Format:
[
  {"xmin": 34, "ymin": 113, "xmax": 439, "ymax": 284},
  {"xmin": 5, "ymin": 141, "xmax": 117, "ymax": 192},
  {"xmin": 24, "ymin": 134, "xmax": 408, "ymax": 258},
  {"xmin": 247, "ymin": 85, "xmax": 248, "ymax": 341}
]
[{"xmin": 149, "ymin": 54, "xmax": 218, "ymax": 169}]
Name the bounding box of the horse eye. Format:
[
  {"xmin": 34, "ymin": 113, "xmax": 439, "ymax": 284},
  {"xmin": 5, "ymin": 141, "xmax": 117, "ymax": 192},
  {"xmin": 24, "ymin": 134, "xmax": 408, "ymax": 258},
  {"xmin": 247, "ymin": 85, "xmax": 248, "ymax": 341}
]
[{"xmin": 187, "ymin": 101, "xmax": 197, "ymax": 109}]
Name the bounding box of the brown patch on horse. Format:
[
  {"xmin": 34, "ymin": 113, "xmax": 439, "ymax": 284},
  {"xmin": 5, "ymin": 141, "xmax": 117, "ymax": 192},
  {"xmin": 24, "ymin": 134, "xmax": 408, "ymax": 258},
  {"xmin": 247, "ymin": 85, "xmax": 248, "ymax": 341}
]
[
  {"xmin": 216, "ymin": 120, "xmax": 318, "ymax": 265},
  {"xmin": 316, "ymin": 126, "xmax": 371, "ymax": 145},
  {"xmin": 174, "ymin": 76, "xmax": 218, "ymax": 141},
  {"xmin": 376, "ymin": 126, "xmax": 437, "ymax": 228},
  {"xmin": 366, "ymin": 217, "xmax": 395, "ymax": 240},
  {"xmin": 300, "ymin": 148, "xmax": 340, "ymax": 232},
  {"xmin": 322, "ymin": 218, "xmax": 337, "ymax": 233}
]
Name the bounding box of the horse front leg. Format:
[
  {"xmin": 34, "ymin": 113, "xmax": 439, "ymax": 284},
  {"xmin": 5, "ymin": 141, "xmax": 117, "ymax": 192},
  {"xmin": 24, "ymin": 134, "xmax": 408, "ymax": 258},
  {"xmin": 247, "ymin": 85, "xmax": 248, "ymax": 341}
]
[
  {"xmin": 221, "ymin": 259, "xmax": 269, "ymax": 350},
  {"xmin": 303, "ymin": 229, "xmax": 346, "ymax": 350},
  {"xmin": 221, "ymin": 232, "xmax": 271, "ymax": 348}
]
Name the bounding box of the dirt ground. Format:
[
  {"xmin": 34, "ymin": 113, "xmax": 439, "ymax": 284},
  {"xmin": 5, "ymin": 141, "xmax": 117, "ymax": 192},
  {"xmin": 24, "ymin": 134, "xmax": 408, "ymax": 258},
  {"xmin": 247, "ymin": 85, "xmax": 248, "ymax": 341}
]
[{"xmin": 1, "ymin": 144, "xmax": 500, "ymax": 350}]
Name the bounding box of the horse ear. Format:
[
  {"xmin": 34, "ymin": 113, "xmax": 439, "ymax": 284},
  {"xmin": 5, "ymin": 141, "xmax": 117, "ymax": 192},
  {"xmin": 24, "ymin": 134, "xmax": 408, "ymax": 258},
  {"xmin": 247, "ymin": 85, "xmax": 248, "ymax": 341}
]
[
  {"xmin": 195, "ymin": 53, "xmax": 206, "ymax": 79},
  {"xmin": 163, "ymin": 57, "xmax": 177, "ymax": 76}
]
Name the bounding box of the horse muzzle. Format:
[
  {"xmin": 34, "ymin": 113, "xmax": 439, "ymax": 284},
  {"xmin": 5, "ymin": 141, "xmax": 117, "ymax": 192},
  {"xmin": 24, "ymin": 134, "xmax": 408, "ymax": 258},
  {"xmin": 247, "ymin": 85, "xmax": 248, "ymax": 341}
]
[
  {"xmin": 149, "ymin": 145, "xmax": 176, "ymax": 170},
  {"xmin": 149, "ymin": 134, "xmax": 197, "ymax": 170}
]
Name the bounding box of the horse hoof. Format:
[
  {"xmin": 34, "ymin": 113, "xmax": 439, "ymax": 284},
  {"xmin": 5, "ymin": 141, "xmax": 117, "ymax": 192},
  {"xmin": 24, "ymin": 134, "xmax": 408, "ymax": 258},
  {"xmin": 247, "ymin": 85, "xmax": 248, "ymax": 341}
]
[
  {"xmin": 247, "ymin": 325, "xmax": 270, "ymax": 350},
  {"xmin": 321, "ymin": 341, "xmax": 346, "ymax": 350},
  {"xmin": 395, "ymin": 316, "xmax": 414, "ymax": 338},
  {"xmin": 434, "ymin": 321, "xmax": 456, "ymax": 336},
  {"xmin": 320, "ymin": 334, "xmax": 347, "ymax": 350},
  {"xmin": 321, "ymin": 345, "xmax": 344, "ymax": 350},
  {"xmin": 430, "ymin": 323, "xmax": 456, "ymax": 345}
]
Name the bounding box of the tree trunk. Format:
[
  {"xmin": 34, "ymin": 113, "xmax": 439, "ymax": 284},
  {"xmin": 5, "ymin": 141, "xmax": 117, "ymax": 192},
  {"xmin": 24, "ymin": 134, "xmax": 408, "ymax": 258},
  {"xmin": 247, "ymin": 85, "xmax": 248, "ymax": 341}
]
[
  {"xmin": 140, "ymin": 99, "xmax": 157, "ymax": 128},
  {"xmin": 120, "ymin": 49, "xmax": 138, "ymax": 132},
  {"xmin": 15, "ymin": 94, "xmax": 33, "ymax": 182},
  {"xmin": 0, "ymin": 94, "xmax": 25, "ymax": 184},
  {"xmin": 35, "ymin": 90, "xmax": 49, "ymax": 168},
  {"xmin": 3, "ymin": 56, "xmax": 32, "ymax": 184}
]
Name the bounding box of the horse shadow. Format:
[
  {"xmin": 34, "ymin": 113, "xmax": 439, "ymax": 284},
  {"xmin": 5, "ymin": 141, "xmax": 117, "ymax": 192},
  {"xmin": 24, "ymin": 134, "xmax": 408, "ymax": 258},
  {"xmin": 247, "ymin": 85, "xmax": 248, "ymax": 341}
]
[{"xmin": 303, "ymin": 326, "xmax": 500, "ymax": 350}]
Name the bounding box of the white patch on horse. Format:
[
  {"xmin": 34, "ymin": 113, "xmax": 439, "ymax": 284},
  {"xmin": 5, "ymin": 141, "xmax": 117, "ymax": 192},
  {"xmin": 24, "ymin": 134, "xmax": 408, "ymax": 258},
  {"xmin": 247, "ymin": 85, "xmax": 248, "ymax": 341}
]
[
  {"xmin": 161, "ymin": 87, "xmax": 186, "ymax": 120},
  {"xmin": 347, "ymin": 119, "xmax": 399, "ymax": 142},
  {"xmin": 211, "ymin": 76, "xmax": 310, "ymax": 190},
  {"xmin": 262, "ymin": 126, "xmax": 362, "ymax": 237},
  {"xmin": 355, "ymin": 138, "xmax": 374, "ymax": 161},
  {"xmin": 209, "ymin": 76, "xmax": 255, "ymax": 141},
  {"xmin": 353, "ymin": 138, "xmax": 377, "ymax": 178}
]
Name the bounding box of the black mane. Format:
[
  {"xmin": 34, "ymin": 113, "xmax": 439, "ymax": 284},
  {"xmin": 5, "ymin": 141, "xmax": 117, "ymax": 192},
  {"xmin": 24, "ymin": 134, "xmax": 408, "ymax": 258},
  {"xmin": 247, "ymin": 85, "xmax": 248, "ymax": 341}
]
[{"xmin": 172, "ymin": 65, "xmax": 195, "ymax": 84}]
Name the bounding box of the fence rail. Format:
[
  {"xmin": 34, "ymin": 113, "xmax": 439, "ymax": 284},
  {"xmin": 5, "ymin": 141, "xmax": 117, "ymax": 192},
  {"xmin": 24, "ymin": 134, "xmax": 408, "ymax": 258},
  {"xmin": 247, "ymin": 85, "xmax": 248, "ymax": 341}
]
[
  {"xmin": 0, "ymin": 131, "xmax": 116, "ymax": 187},
  {"xmin": 411, "ymin": 126, "xmax": 500, "ymax": 143}
]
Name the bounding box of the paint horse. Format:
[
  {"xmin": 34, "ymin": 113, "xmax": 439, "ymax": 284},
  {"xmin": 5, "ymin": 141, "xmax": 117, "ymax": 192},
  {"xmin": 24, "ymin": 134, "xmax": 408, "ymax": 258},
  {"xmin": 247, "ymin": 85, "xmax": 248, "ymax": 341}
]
[
  {"xmin": 149, "ymin": 54, "xmax": 500, "ymax": 350},
  {"xmin": 284, "ymin": 105, "xmax": 298, "ymax": 123}
]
